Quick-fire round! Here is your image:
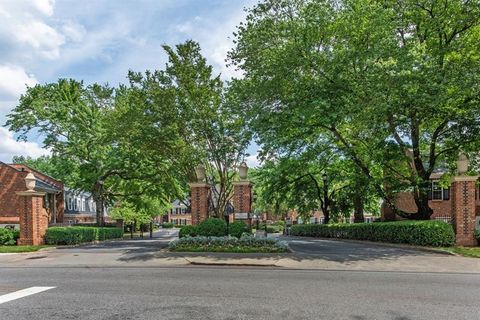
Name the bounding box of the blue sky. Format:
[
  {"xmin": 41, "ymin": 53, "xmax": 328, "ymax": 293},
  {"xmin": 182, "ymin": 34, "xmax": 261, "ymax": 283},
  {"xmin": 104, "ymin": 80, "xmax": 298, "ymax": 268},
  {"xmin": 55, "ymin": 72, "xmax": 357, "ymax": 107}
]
[{"xmin": 0, "ymin": 0, "xmax": 259, "ymax": 166}]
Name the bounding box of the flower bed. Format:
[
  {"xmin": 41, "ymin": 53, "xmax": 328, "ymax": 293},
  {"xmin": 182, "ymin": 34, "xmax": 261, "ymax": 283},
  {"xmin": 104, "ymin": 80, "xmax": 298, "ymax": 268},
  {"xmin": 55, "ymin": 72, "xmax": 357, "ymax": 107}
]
[{"xmin": 169, "ymin": 236, "xmax": 288, "ymax": 253}]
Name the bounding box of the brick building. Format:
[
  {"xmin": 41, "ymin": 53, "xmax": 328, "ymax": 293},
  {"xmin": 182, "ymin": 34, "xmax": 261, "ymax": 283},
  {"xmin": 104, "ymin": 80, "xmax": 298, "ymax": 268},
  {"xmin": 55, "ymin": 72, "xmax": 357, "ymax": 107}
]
[
  {"xmin": 381, "ymin": 173, "xmax": 480, "ymax": 223},
  {"xmin": 0, "ymin": 161, "xmax": 65, "ymax": 228},
  {"xmin": 166, "ymin": 199, "xmax": 192, "ymax": 226}
]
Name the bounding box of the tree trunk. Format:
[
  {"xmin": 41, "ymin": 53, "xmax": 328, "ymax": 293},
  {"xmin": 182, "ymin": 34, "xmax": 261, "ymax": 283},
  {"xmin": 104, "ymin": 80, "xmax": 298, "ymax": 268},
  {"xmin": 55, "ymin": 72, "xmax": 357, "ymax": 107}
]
[
  {"xmin": 410, "ymin": 184, "xmax": 433, "ymax": 220},
  {"xmin": 353, "ymin": 194, "xmax": 364, "ymax": 223},
  {"xmin": 95, "ymin": 198, "xmax": 104, "ymax": 227}
]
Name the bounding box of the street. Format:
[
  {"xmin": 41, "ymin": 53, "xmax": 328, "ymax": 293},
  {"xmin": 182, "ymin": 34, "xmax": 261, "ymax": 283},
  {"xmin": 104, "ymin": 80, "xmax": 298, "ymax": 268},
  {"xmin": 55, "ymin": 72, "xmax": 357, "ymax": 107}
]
[
  {"xmin": 1, "ymin": 230, "xmax": 479, "ymax": 319},
  {"xmin": 0, "ymin": 265, "xmax": 479, "ymax": 319}
]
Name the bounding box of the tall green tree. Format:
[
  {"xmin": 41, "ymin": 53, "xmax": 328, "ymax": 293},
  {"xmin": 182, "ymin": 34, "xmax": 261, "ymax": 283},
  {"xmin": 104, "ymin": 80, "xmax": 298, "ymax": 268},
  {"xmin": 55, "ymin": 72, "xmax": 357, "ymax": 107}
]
[
  {"xmin": 230, "ymin": 0, "xmax": 480, "ymax": 219},
  {"xmin": 125, "ymin": 41, "xmax": 250, "ymax": 218},
  {"xmin": 6, "ymin": 80, "xmax": 175, "ymax": 225}
]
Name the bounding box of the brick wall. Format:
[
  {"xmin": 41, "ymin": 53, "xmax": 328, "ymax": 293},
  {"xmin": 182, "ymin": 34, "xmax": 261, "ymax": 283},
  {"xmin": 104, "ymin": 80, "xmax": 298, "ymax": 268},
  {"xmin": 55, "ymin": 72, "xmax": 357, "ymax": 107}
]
[
  {"xmin": 0, "ymin": 163, "xmax": 27, "ymax": 223},
  {"xmin": 451, "ymin": 178, "xmax": 477, "ymax": 246},
  {"xmin": 189, "ymin": 183, "xmax": 210, "ymax": 225},
  {"xmin": 381, "ymin": 192, "xmax": 453, "ymax": 220}
]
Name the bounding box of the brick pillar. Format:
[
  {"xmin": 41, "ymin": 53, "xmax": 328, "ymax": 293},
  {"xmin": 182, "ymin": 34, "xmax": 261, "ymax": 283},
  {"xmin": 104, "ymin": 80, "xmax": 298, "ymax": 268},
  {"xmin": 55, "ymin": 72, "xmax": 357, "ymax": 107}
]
[
  {"xmin": 233, "ymin": 181, "xmax": 252, "ymax": 225},
  {"xmin": 16, "ymin": 191, "xmax": 48, "ymax": 246},
  {"xmin": 189, "ymin": 183, "xmax": 210, "ymax": 225},
  {"xmin": 451, "ymin": 176, "xmax": 478, "ymax": 246}
]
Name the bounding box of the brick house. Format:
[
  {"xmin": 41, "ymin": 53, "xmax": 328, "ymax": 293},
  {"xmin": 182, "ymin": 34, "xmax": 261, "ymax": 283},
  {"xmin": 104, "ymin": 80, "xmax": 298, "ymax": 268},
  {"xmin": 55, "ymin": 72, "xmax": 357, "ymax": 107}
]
[
  {"xmin": 63, "ymin": 188, "xmax": 98, "ymax": 224},
  {"xmin": 0, "ymin": 161, "xmax": 65, "ymax": 227},
  {"xmin": 381, "ymin": 173, "xmax": 480, "ymax": 223},
  {"xmin": 166, "ymin": 199, "xmax": 192, "ymax": 226}
]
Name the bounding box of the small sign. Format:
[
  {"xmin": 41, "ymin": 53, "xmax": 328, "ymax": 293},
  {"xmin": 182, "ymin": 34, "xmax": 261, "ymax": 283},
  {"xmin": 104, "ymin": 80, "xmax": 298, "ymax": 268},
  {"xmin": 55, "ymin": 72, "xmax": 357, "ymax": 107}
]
[{"xmin": 235, "ymin": 212, "xmax": 249, "ymax": 220}]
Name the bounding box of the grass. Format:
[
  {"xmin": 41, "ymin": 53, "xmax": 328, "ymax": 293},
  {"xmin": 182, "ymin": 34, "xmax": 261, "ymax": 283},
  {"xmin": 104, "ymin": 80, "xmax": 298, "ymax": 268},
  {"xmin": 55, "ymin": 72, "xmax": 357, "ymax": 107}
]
[
  {"xmin": 440, "ymin": 246, "xmax": 480, "ymax": 258},
  {"xmin": 0, "ymin": 245, "xmax": 53, "ymax": 253}
]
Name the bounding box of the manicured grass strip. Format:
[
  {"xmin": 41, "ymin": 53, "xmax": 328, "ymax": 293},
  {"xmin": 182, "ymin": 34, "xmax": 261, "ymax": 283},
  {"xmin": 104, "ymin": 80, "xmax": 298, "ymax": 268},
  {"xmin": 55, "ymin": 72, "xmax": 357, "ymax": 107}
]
[
  {"xmin": 0, "ymin": 245, "xmax": 52, "ymax": 253},
  {"xmin": 439, "ymin": 247, "xmax": 480, "ymax": 258}
]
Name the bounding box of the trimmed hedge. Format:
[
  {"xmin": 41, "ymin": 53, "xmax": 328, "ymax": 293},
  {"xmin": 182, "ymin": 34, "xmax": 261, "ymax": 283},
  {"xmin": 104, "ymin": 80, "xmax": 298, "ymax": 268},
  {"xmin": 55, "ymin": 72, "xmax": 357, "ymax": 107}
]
[
  {"xmin": 228, "ymin": 221, "xmax": 251, "ymax": 238},
  {"xmin": 161, "ymin": 222, "xmax": 174, "ymax": 228},
  {"xmin": 169, "ymin": 235, "xmax": 288, "ymax": 253},
  {"xmin": 0, "ymin": 229, "xmax": 19, "ymax": 246},
  {"xmin": 45, "ymin": 227, "xmax": 123, "ymax": 245},
  {"xmin": 179, "ymin": 225, "xmax": 198, "ymax": 238},
  {"xmin": 289, "ymin": 220, "xmax": 455, "ymax": 247},
  {"xmin": 197, "ymin": 218, "xmax": 227, "ymax": 237}
]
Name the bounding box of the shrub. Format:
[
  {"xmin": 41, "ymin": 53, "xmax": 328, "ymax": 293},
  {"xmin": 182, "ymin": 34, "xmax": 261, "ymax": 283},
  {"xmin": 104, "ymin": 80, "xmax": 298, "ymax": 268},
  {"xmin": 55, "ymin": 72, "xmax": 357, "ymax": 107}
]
[
  {"xmin": 45, "ymin": 227, "xmax": 123, "ymax": 245},
  {"xmin": 255, "ymin": 223, "xmax": 282, "ymax": 233},
  {"xmin": 228, "ymin": 221, "xmax": 251, "ymax": 238},
  {"xmin": 0, "ymin": 228, "xmax": 18, "ymax": 246},
  {"xmin": 169, "ymin": 235, "xmax": 288, "ymax": 253},
  {"xmin": 161, "ymin": 222, "xmax": 174, "ymax": 228},
  {"xmin": 179, "ymin": 225, "xmax": 198, "ymax": 238},
  {"xmin": 197, "ymin": 218, "xmax": 227, "ymax": 237},
  {"xmin": 475, "ymin": 230, "xmax": 480, "ymax": 244},
  {"xmin": 289, "ymin": 220, "xmax": 455, "ymax": 247}
]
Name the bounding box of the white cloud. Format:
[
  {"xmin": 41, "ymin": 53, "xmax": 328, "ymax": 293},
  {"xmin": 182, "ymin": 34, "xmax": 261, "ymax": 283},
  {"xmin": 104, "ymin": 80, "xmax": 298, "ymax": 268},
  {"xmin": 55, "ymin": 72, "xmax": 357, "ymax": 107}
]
[
  {"xmin": 0, "ymin": 65, "xmax": 37, "ymax": 100},
  {"xmin": 245, "ymin": 153, "xmax": 260, "ymax": 168},
  {"xmin": 0, "ymin": 127, "xmax": 50, "ymax": 162}
]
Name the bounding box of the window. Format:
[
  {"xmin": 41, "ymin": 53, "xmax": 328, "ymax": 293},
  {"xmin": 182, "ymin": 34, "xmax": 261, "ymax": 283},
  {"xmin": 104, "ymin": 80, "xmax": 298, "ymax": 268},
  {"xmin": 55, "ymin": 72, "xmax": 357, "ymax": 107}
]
[
  {"xmin": 428, "ymin": 180, "xmax": 450, "ymax": 201},
  {"xmin": 67, "ymin": 198, "xmax": 73, "ymax": 210}
]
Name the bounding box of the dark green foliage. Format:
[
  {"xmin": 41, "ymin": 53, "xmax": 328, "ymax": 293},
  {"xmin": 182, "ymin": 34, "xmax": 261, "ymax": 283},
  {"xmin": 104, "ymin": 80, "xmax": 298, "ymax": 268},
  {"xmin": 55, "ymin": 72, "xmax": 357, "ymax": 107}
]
[
  {"xmin": 0, "ymin": 229, "xmax": 19, "ymax": 246},
  {"xmin": 169, "ymin": 236, "xmax": 288, "ymax": 253},
  {"xmin": 256, "ymin": 223, "xmax": 283, "ymax": 234},
  {"xmin": 179, "ymin": 225, "xmax": 198, "ymax": 238},
  {"xmin": 475, "ymin": 230, "xmax": 480, "ymax": 244},
  {"xmin": 228, "ymin": 221, "xmax": 251, "ymax": 238},
  {"xmin": 161, "ymin": 223, "xmax": 174, "ymax": 228},
  {"xmin": 197, "ymin": 218, "xmax": 227, "ymax": 237},
  {"xmin": 289, "ymin": 221, "xmax": 455, "ymax": 247},
  {"xmin": 45, "ymin": 227, "xmax": 123, "ymax": 245}
]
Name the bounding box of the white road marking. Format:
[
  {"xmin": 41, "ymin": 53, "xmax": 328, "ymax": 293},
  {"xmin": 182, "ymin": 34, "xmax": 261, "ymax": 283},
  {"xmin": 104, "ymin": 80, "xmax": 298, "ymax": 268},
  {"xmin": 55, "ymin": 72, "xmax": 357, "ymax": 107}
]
[{"xmin": 0, "ymin": 287, "xmax": 55, "ymax": 304}]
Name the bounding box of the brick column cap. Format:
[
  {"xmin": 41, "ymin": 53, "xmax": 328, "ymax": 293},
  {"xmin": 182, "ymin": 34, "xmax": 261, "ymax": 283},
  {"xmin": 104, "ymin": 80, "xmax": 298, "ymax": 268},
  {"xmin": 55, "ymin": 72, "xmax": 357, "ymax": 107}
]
[
  {"xmin": 233, "ymin": 181, "xmax": 252, "ymax": 186},
  {"xmin": 451, "ymin": 176, "xmax": 479, "ymax": 182},
  {"xmin": 16, "ymin": 191, "xmax": 46, "ymax": 197},
  {"xmin": 188, "ymin": 182, "xmax": 210, "ymax": 188}
]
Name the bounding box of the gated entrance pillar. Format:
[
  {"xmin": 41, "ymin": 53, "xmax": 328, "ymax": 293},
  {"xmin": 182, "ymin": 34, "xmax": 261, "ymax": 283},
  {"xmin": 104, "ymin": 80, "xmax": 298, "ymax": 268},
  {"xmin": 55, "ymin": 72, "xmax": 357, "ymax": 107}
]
[
  {"xmin": 189, "ymin": 165, "xmax": 210, "ymax": 225},
  {"xmin": 451, "ymin": 154, "xmax": 478, "ymax": 246},
  {"xmin": 16, "ymin": 173, "xmax": 49, "ymax": 245},
  {"xmin": 189, "ymin": 182, "xmax": 210, "ymax": 225},
  {"xmin": 233, "ymin": 162, "xmax": 252, "ymax": 226}
]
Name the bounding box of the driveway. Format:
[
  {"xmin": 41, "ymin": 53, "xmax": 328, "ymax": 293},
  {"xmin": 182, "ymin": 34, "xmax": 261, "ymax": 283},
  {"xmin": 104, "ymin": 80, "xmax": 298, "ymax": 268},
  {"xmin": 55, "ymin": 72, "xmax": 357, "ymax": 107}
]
[{"xmin": 1, "ymin": 231, "xmax": 479, "ymax": 273}]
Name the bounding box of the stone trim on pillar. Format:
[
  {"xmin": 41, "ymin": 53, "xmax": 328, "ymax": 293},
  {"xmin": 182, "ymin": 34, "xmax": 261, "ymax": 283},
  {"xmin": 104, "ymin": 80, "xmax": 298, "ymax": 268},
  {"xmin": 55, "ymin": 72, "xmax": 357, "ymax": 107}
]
[
  {"xmin": 188, "ymin": 182, "xmax": 210, "ymax": 225},
  {"xmin": 451, "ymin": 176, "xmax": 478, "ymax": 246},
  {"xmin": 233, "ymin": 181, "xmax": 252, "ymax": 225},
  {"xmin": 16, "ymin": 190, "xmax": 48, "ymax": 246}
]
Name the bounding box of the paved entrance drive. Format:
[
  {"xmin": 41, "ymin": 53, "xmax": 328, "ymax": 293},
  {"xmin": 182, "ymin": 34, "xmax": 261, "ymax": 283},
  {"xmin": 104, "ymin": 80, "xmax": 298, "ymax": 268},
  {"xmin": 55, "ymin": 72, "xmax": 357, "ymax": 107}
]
[{"xmin": 1, "ymin": 230, "xmax": 480, "ymax": 273}]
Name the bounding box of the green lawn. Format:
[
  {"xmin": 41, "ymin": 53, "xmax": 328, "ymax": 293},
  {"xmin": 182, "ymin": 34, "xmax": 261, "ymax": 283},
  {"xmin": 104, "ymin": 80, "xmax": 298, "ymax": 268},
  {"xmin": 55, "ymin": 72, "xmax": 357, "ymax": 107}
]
[
  {"xmin": 440, "ymin": 247, "xmax": 480, "ymax": 258},
  {"xmin": 0, "ymin": 245, "xmax": 53, "ymax": 253}
]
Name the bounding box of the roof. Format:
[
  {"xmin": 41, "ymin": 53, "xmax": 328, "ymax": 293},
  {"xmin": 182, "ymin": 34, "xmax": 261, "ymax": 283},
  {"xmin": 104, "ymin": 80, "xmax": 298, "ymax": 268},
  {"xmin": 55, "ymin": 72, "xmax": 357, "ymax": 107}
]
[{"xmin": 1, "ymin": 161, "xmax": 63, "ymax": 193}]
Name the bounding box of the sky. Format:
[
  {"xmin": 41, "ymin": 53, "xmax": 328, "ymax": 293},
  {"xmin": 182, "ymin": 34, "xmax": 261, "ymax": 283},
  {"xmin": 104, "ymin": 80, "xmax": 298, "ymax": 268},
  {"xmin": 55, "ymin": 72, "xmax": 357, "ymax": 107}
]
[{"xmin": 0, "ymin": 0, "xmax": 259, "ymax": 166}]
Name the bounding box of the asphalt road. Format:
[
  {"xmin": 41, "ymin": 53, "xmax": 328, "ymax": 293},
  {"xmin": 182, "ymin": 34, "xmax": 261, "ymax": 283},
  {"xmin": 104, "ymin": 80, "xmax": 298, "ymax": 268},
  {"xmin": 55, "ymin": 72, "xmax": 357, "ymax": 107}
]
[
  {"xmin": 1, "ymin": 230, "xmax": 479, "ymax": 319},
  {"xmin": 0, "ymin": 265, "xmax": 479, "ymax": 320}
]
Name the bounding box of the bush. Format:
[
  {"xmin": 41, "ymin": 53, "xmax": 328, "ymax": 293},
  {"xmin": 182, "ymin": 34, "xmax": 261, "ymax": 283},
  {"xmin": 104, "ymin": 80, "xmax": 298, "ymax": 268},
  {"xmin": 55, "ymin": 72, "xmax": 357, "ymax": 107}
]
[
  {"xmin": 228, "ymin": 221, "xmax": 251, "ymax": 238},
  {"xmin": 161, "ymin": 222, "xmax": 174, "ymax": 228},
  {"xmin": 475, "ymin": 230, "xmax": 480, "ymax": 244},
  {"xmin": 169, "ymin": 235, "xmax": 288, "ymax": 253},
  {"xmin": 179, "ymin": 225, "xmax": 198, "ymax": 238},
  {"xmin": 289, "ymin": 220, "xmax": 455, "ymax": 247},
  {"xmin": 45, "ymin": 227, "xmax": 123, "ymax": 245},
  {"xmin": 255, "ymin": 223, "xmax": 282, "ymax": 234},
  {"xmin": 0, "ymin": 228, "xmax": 19, "ymax": 246},
  {"xmin": 197, "ymin": 218, "xmax": 227, "ymax": 237}
]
